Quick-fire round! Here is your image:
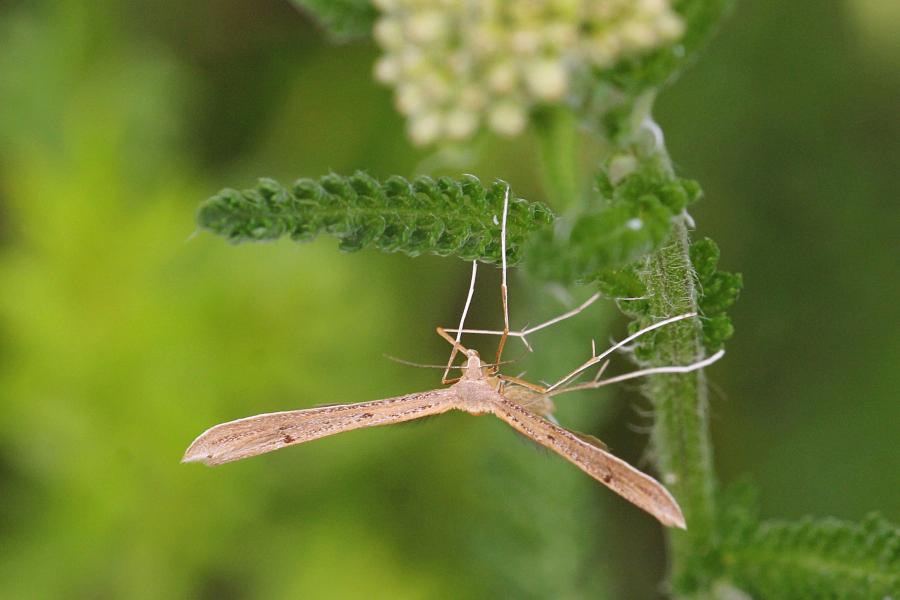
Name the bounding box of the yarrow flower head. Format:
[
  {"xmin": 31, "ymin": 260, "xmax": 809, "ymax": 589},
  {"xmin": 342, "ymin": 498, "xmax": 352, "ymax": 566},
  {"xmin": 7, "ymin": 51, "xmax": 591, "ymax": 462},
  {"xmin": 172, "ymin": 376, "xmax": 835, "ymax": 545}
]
[{"xmin": 373, "ymin": 0, "xmax": 685, "ymax": 146}]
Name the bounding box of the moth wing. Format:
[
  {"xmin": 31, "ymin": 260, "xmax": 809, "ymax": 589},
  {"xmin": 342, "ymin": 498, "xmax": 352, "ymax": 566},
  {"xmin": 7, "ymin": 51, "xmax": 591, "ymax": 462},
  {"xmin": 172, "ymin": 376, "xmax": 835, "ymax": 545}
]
[
  {"xmin": 490, "ymin": 395, "xmax": 685, "ymax": 529},
  {"xmin": 183, "ymin": 388, "xmax": 459, "ymax": 466}
]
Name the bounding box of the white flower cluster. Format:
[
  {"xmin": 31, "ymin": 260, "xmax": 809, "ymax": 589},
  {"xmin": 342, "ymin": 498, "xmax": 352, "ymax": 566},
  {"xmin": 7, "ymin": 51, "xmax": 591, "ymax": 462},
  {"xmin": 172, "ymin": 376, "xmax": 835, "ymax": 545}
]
[{"xmin": 373, "ymin": 0, "xmax": 685, "ymax": 145}]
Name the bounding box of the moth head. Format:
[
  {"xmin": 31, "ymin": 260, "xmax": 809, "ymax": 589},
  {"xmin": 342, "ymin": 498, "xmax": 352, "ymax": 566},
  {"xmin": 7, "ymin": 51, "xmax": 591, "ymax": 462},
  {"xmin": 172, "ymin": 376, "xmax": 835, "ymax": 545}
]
[{"xmin": 462, "ymin": 349, "xmax": 483, "ymax": 378}]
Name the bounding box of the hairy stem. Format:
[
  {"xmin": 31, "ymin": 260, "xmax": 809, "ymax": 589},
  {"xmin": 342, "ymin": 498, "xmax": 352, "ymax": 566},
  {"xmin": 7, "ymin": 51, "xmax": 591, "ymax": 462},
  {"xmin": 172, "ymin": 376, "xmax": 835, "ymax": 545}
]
[
  {"xmin": 641, "ymin": 218, "xmax": 718, "ymax": 594},
  {"xmin": 542, "ymin": 88, "xmax": 722, "ymax": 593},
  {"xmin": 613, "ymin": 104, "xmax": 719, "ymax": 593}
]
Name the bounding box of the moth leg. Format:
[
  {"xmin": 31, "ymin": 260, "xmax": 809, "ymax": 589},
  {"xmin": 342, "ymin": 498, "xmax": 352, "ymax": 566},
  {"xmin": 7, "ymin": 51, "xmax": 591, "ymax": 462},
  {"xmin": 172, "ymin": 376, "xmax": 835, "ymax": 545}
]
[
  {"xmin": 493, "ymin": 279, "xmax": 510, "ymax": 373},
  {"xmin": 497, "ymin": 374, "xmax": 546, "ymax": 394},
  {"xmin": 436, "ymin": 326, "xmax": 471, "ymax": 384},
  {"xmin": 546, "ymin": 312, "xmax": 698, "ymax": 392},
  {"xmin": 441, "ymin": 293, "xmax": 601, "ymax": 351},
  {"xmin": 547, "ymin": 349, "xmax": 725, "ymax": 397},
  {"xmin": 493, "ymin": 184, "xmax": 510, "ymax": 371},
  {"xmin": 440, "ymin": 260, "xmax": 478, "ymax": 384}
]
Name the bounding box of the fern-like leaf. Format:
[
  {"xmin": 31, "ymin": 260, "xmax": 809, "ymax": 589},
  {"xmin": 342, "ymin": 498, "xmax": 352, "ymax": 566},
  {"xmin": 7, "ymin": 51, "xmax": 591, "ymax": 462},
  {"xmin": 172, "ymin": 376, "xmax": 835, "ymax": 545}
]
[
  {"xmin": 691, "ymin": 237, "xmax": 742, "ymax": 351},
  {"xmin": 721, "ymin": 512, "xmax": 900, "ymax": 599},
  {"xmin": 197, "ymin": 172, "xmax": 554, "ymax": 265},
  {"xmin": 526, "ymin": 163, "xmax": 700, "ymax": 284},
  {"xmin": 531, "ymin": 165, "xmax": 740, "ymax": 361}
]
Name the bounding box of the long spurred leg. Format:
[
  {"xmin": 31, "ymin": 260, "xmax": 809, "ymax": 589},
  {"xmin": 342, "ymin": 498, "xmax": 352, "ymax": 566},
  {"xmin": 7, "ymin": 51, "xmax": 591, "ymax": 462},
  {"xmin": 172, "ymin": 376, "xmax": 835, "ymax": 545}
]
[
  {"xmin": 444, "ymin": 292, "xmax": 602, "ymax": 350},
  {"xmin": 443, "ymin": 184, "xmax": 600, "ymax": 355},
  {"xmin": 545, "ymin": 312, "xmax": 698, "ymax": 392},
  {"xmin": 436, "ymin": 326, "xmax": 472, "ymax": 384},
  {"xmin": 440, "ymin": 184, "xmax": 511, "ymax": 380},
  {"xmin": 493, "ymin": 185, "xmax": 511, "ymax": 370},
  {"xmin": 547, "ymin": 349, "xmax": 725, "ymax": 398},
  {"xmin": 497, "ymin": 373, "xmax": 546, "ymax": 394},
  {"xmin": 494, "ymin": 347, "xmax": 722, "ymax": 404},
  {"xmin": 436, "ymin": 326, "xmax": 470, "ymax": 353},
  {"xmin": 441, "ymin": 260, "xmax": 478, "ymax": 384}
]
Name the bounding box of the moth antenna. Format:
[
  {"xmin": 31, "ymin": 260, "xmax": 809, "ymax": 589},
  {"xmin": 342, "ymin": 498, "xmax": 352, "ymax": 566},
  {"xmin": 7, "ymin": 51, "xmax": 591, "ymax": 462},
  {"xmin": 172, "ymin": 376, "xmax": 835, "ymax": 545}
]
[
  {"xmin": 383, "ymin": 355, "xmax": 465, "ymax": 369},
  {"xmin": 479, "ymin": 358, "xmax": 517, "ymax": 369}
]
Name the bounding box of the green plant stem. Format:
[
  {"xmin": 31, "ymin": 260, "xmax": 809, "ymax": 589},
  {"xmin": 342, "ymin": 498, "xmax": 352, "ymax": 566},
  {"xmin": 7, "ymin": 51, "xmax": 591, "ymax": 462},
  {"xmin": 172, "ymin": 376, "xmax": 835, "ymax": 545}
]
[
  {"xmin": 533, "ymin": 105, "xmax": 581, "ymax": 211},
  {"xmin": 641, "ymin": 217, "xmax": 718, "ymax": 595},
  {"xmin": 545, "ymin": 88, "xmax": 721, "ymax": 593},
  {"xmin": 615, "ymin": 104, "xmax": 719, "ymax": 594}
]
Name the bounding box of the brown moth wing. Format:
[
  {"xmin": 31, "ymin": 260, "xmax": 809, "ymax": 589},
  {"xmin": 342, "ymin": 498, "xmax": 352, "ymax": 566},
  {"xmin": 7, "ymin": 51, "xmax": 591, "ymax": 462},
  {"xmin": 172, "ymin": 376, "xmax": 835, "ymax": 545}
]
[
  {"xmin": 489, "ymin": 395, "xmax": 686, "ymax": 529},
  {"xmin": 183, "ymin": 389, "xmax": 459, "ymax": 466}
]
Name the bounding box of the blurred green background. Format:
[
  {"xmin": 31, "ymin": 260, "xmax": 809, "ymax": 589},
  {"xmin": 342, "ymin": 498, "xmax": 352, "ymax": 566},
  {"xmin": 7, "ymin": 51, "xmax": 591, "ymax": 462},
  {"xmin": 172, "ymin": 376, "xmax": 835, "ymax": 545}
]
[{"xmin": 0, "ymin": 1, "xmax": 897, "ymax": 598}]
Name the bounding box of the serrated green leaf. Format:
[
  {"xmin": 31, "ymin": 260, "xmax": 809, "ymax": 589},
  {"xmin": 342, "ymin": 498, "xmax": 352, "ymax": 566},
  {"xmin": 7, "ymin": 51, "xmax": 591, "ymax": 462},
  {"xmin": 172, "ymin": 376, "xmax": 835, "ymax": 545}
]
[
  {"xmin": 721, "ymin": 512, "xmax": 900, "ymax": 599},
  {"xmin": 197, "ymin": 172, "xmax": 554, "ymax": 265},
  {"xmin": 525, "ymin": 163, "xmax": 698, "ymax": 285},
  {"xmin": 570, "ymin": 194, "xmax": 674, "ymax": 272},
  {"xmin": 594, "ymin": 266, "xmax": 647, "ymax": 303},
  {"xmin": 691, "ymin": 237, "xmax": 742, "ymax": 350}
]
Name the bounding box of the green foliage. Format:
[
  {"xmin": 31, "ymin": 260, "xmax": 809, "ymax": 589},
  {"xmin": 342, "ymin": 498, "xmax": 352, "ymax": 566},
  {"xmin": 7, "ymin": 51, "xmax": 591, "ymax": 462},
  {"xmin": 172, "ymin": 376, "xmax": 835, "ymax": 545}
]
[
  {"xmin": 0, "ymin": 6, "xmax": 446, "ymax": 597},
  {"xmin": 535, "ymin": 170, "xmax": 739, "ymax": 357},
  {"xmin": 718, "ymin": 487, "xmax": 900, "ymax": 599},
  {"xmin": 691, "ymin": 238, "xmax": 742, "ymax": 351},
  {"xmin": 587, "ymin": 0, "xmax": 736, "ymax": 144},
  {"xmin": 526, "ymin": 162, "xmax": 701, "ymax": 284},
  {"xmin": 529, "ymin": 196, "xmax": 671, "ymax": 285},
  {"xmin": 2, "ymin": 1, "xmax": 898, "ymax": 600},
  {"xmin": 532, "ymin": 106, "xmax": 582, "ymax": 211},
  {"xmin": 570, "ymin": 195, "xmax": 671, "ymax": 271},
  {"xmin": 596, "ymin": 239, "xmax": 740, "ymax": 361},
  {"xmin": 198, "ymin": 172, "xmax": 554, "ymax": 265},
  {"xmin": 539, "ymin": 154, "xmax": 741, "ymax": 596},
  {"xmin": 289, "ymin": 0, "xmax": 376, "ymax": 40},
  {"xmin": 604, "ymin": 0, "xmax": 736, "ymax": 93}
]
